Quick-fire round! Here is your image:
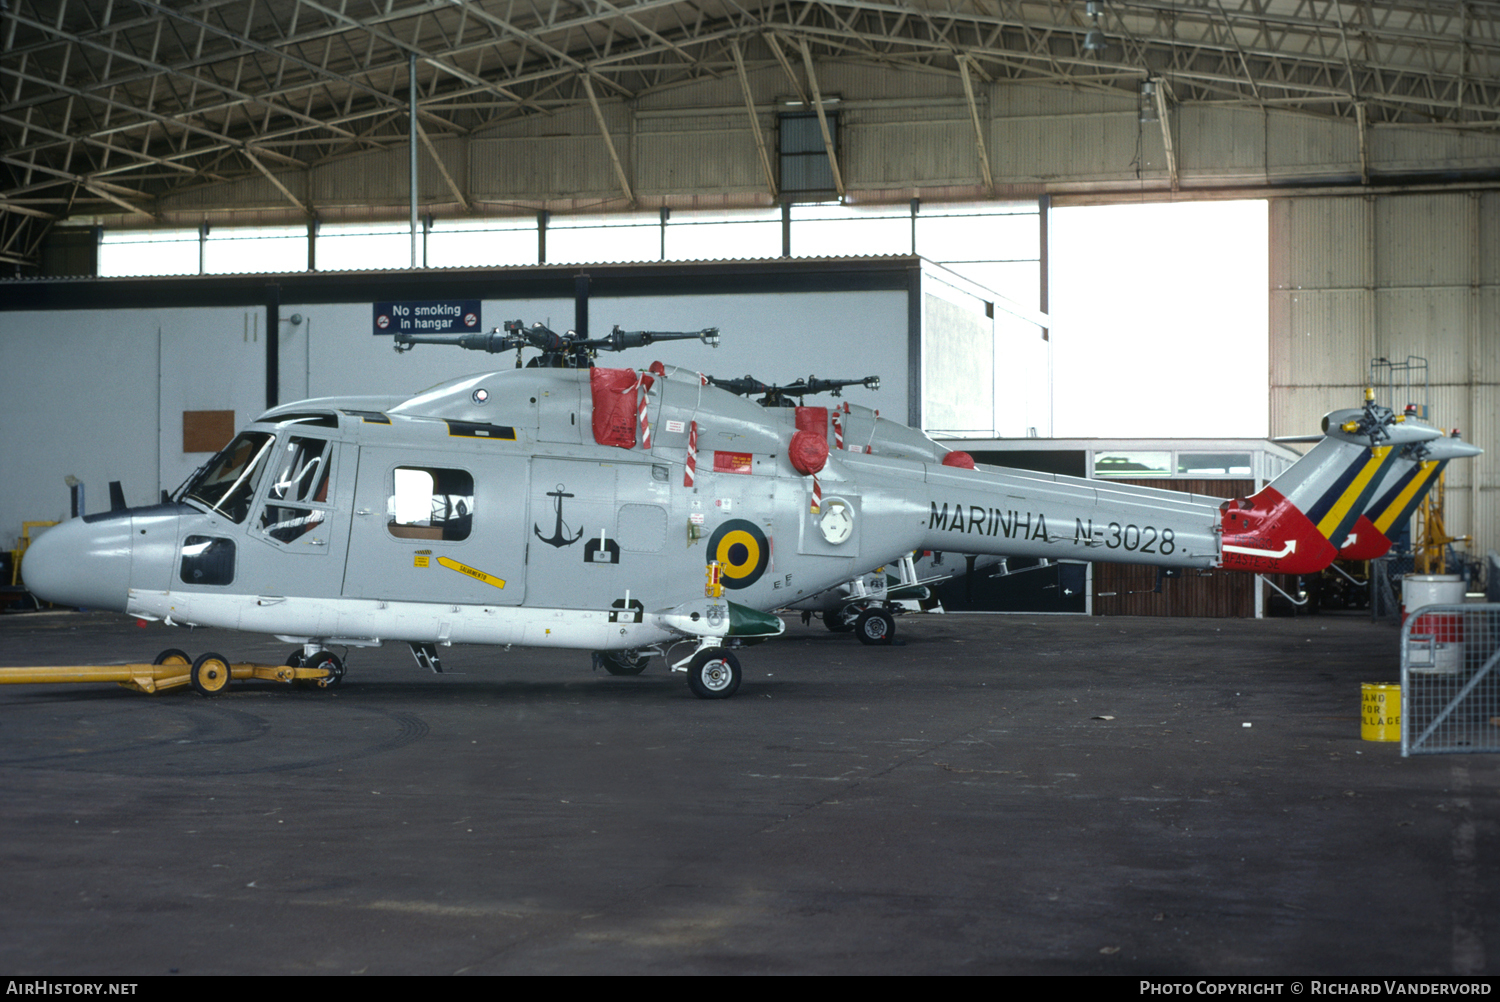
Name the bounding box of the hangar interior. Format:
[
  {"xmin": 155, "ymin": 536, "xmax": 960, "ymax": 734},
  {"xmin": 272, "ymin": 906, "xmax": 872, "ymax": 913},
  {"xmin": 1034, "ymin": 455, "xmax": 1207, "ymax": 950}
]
[
  {"xmin": 8, "ymin": 2, "xmax": 1500, "ymax": 978},
  {"xmin": 2, "ymin": 2, "xmax": 1497, "ymax": 585}
]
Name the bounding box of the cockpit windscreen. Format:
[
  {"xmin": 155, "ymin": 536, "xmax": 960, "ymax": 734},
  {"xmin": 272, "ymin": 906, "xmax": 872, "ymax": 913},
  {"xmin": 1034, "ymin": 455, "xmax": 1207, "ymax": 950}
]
[{"xmin": 182, "ymin": 432, "xmax": 275, "ymax": 523}]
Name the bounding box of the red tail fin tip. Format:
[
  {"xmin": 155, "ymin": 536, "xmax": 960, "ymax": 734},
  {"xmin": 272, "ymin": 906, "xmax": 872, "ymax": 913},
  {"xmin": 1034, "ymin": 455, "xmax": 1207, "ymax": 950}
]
[{"xmin": 1219, "ymin": 486, "xmax": 1337, "ymax": 574}]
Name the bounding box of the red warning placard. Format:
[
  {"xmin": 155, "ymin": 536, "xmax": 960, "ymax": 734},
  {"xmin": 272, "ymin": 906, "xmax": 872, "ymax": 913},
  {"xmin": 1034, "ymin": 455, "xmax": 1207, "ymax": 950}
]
[{"xmin": 713, "ymin": 451, "xmax": 753, "ymax": 474}]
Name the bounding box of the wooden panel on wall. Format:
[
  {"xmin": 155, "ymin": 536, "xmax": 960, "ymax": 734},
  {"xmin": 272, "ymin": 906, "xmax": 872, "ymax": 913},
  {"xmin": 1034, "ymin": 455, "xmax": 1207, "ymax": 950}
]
[
  {"xmin": 183, "ymin": 410, "xmax": 235, "ymax": 453},
  {"xmin": 1091, "ymin": 479, "xmax": 1256, "ymax": 618}
]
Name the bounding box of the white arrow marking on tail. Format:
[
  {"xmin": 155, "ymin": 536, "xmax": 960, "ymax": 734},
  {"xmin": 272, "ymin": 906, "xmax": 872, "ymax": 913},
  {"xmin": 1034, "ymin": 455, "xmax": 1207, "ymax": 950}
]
[
  {"xmin": 1342, "ymin": 533, "xmax": 1358, "ymax": 547},
  {"xmin": 1223, "ymin": 539, "xmax": 1298, "ymax": 559}
]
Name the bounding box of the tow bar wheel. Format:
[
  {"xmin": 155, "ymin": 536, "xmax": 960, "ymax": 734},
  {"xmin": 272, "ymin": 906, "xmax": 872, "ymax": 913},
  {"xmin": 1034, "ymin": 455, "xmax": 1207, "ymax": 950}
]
[
  {"xmin": 153, "ymin": 649, "xmax": 191, "ymax": 667},
  {"xmin": 189, "ymin": 652, "xmax": 232, "ymax": 696},
  {"xmin": 687, "ymin": 648, "xmax": 741, "ymax": 700}
]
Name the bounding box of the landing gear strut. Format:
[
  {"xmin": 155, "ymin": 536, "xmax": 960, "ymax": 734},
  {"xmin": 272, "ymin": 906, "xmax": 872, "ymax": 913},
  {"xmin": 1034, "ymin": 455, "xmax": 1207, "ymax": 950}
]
[{"xmin": 595, "ymin": 649, "xmax": 651, "ymax": 675}]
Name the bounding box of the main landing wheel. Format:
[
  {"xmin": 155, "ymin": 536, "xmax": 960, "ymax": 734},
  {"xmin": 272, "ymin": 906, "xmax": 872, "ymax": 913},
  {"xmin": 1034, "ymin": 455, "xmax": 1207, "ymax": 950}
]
[
  {"xmin": 305, "ymin": 650, "xmax": 344, "ymax": 689},
  {"xmin": 687, "ymin": 648, "xmax": 741, "ymax": 700},
  {"xmin": 189, "ymin": 652, "xmax": 232, "ymax": 696},
  {"xmin": 855, "ymin": 608, "xmax": 896, "ymax": 646},
  {"xmin": 287, "ymin": 649, "xmax": 322, "ymax": 688},
  {"xmin": 599, "ymin": 649, "xmax": 651, "ymax": 676},
  {"xmin": 153, "ymin": 648, "xmax": 191, "ymax": 668}
]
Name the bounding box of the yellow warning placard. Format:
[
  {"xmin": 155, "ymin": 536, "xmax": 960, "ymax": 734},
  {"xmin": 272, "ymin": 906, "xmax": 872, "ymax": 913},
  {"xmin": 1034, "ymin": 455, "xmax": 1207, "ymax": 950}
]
[{"xmin": 437, "ymin": 556, "xmax": 506, "ymax": 589}]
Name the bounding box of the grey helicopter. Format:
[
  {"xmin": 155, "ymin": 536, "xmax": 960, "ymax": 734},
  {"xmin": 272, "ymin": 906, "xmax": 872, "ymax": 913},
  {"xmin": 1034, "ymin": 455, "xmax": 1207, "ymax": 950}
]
[{"xmin": 21, "ymin": 321, "xmax": 1442, "ymax": 699}]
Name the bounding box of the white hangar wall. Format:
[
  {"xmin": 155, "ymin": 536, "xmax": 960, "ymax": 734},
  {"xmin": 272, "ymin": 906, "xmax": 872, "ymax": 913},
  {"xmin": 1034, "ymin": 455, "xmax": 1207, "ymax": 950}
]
[
  {"xmin": 1271, "ymin": 191, "xmax": 1500, "ymax": 562},
  {"xmin": 278, "ymin": 289, "xmax": 909, "ymax": 409},
  {"xmin": 0, "ymin": 259, "xmax": 1043, "ymax": 551},
  {"xmin": 0, "ymin": 306, "xmax": 269, "ymax": 535}
]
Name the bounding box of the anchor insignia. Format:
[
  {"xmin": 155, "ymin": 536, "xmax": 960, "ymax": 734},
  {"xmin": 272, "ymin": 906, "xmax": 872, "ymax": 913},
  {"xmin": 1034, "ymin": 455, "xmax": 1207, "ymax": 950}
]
[{"xmin": 535, "ymin": 484, "xmax": 584, "ymax": 548}]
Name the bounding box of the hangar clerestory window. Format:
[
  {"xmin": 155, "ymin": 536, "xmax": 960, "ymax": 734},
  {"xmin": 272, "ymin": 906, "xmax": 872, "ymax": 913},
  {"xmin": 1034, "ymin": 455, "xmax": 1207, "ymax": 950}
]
[
  {"xmin": 779, "ymin": 110, "xmax": 839, "ymax": 202},
  {"xmin": 387, "ymin": 467, "xmax": 474, "ymax": 542}
]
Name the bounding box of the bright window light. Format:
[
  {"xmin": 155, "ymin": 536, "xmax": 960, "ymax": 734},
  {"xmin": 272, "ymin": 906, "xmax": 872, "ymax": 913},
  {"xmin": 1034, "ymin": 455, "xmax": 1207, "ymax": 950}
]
[
  {"xmin": 914, "ymin": 204, "xmax": 1040, "ymax": 309},
  {"xmin": 316, "ymin": 222, "xmax": 410, "ymax": 271},
  {"xmin": 1049, "ymin": 200, "xmax": 1269, "ymax": 439},
  {"xmin": 99, "ymin": 229, "xmax": 198, "ymax": 276},
  {"xmin": 205, "ymin": 225, "xmax": 306, "ymax": 274},
  {"xmin": 426, "ymin": 218, "xmax": 538, "ymax": 269},
  {"xmin": 791, "ymin": 203, "xmax": 908, "ymax": 258},
  {"xmin": 547, "ymin": 214, "xmax": 657, "ymax": 265},
  {"xmin": 666, "ymin": 208, "xmax": 782, "ymax": 261}
]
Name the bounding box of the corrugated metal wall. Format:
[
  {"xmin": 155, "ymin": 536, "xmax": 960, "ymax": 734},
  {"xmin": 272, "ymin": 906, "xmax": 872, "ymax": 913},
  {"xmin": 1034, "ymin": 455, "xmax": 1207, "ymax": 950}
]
[
  {"xmin": 153, "ymin": 64, "xmax": 1500, "ymax": 219},
  {"xmin": 1270, "ymin": 191, "xmax": 1498, "ymax": 563}
]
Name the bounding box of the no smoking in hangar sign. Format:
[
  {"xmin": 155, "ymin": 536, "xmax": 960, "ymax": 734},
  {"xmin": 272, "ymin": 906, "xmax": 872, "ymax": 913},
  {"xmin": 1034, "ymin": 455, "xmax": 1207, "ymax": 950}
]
[{"xmin": 372, "ymin": 300, "xmax": 482, "ymax": 335}]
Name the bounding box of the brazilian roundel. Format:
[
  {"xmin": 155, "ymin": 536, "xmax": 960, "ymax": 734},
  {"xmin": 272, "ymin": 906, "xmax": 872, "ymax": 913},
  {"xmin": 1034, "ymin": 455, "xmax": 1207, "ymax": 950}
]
[{"xmin": 707, "ymin": 519, "xmax": 770, "ymax": 590}]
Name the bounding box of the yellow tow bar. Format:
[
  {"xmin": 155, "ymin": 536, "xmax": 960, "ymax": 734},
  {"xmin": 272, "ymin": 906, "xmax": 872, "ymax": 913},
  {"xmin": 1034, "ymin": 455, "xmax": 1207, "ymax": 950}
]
[{"xmin": 0, "ymin": 648, "xmax": 338, "ymax": 696}]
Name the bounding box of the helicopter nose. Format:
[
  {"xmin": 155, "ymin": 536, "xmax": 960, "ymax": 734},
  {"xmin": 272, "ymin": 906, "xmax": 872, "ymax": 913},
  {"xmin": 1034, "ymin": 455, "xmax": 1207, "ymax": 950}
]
[{"xmin": 22, "ymin": 514, "xmax": 134, "ymax": 613}]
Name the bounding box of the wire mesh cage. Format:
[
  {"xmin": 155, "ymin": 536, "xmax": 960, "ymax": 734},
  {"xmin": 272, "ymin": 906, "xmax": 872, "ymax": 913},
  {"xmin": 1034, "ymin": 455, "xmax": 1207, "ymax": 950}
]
[{"xmin": 1402, "ymin": 604, "xmax": 1500, "ymax": 755}]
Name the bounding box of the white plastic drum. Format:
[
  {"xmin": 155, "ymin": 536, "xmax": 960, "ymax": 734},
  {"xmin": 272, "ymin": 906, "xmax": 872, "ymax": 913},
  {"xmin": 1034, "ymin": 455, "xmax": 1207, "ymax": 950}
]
[{"xmin": 1403, "ymin": 574, "xmax": 1466, "ymax": 675}]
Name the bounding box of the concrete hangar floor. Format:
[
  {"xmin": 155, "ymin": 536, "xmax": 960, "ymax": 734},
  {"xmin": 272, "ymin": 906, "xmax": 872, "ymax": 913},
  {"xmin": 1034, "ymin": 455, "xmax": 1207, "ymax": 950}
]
[{"xmin": 0, "ymin": 609, "xmax": 1491, "ymax": 976}]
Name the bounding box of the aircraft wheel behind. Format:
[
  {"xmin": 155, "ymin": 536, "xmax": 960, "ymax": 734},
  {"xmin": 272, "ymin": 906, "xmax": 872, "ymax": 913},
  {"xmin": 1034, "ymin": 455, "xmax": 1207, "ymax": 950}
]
[
  {"xmin": 599, "ymin": 649, "xmax": 650, "ymax": 676},
  {"xmin": 287, "ymin": 649, "xmax": 321, "ymax": 688},
  {"xmin": 306, "ymin": 650, "xmax": 344, "ymax": 689},
  {"xmin": 153, "ymin": 648, "xmax": 191, "ymax": 667},
  {"xmin": 687, "ymin": 649, "xmax": 741, "ymax": 700},
  {"xmin": 855, "ymin": 608, "xmax": 896, "ymax": 646},
  {"xmin": 823, "ymin": 610, "xmax": 855, "ymax": 633},
  {"xmin": 189, "ymin": 652, "xmax": 232, "ymax": 696}
]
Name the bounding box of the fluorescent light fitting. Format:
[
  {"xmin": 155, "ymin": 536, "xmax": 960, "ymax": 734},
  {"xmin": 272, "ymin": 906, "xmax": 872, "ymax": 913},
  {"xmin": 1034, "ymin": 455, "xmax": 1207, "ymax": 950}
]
[{"xmin": 1084, "ymin": 1, "xmax": 1107, "ymax": 52}]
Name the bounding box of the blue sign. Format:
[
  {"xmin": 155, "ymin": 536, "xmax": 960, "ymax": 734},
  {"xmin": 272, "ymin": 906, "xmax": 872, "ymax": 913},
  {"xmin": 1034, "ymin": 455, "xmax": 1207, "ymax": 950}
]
[{"xmin": 373, "ymin": 300, "xmax": 482, "ymax": 335}]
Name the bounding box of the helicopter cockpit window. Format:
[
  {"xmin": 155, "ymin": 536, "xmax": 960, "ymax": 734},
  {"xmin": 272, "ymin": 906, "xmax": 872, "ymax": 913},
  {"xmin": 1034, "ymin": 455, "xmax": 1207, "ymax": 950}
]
[
  {"xmin": 257, "ymin": 435, "xmax": 334, "ymax": 544},
  {"xmin": 388, "ymin": 467, "xmax": 474, "ymax": 542},
  {"xmin": 182, "ymin": 432, "xmax": 275, "ymax": 524}
]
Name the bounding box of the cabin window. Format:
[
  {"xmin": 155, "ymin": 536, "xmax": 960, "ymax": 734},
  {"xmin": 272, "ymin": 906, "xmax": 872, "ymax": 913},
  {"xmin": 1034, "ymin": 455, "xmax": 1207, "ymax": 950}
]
[
  {"xmin": 268, "ymin": 436, "xmax": 331, "ymax": 504},
  {"xmin": 183, "ymin": 432, "xmax": 275, "ymax": 523},
  {"xmin": 179, "ymin": 536, "xmax": 236, "ymax": 586},
  {"xmin": 258, "ymin": 436, "xmax": 334, "ymax": 544},
  {"xmin": 388, "ymin": 467, "xmax": 474, "ymax": 541}
]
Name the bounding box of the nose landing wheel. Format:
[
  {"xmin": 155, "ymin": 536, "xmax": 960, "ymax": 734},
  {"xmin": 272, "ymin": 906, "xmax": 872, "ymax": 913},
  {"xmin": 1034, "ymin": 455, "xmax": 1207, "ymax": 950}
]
[{"xmin": 687, "ymin": 648, "xmax": 741, "ymax": 699}]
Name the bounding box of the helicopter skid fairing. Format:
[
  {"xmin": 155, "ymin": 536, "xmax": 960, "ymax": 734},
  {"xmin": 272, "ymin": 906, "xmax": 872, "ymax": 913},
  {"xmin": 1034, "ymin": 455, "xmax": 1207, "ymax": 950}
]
[
  {"xmin": 124, "ymin": 588, "xmax": 672, "ymax": 649},
  {"xmin": 124, "ymin": 588, "xmax": 781, "ymax": 652}
]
